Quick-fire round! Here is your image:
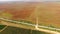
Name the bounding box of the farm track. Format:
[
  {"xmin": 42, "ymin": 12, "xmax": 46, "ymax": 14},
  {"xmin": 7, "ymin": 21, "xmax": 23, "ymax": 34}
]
[{"xmin": 0, "ymin": 18, "xmax": 60, "ymax": 34}]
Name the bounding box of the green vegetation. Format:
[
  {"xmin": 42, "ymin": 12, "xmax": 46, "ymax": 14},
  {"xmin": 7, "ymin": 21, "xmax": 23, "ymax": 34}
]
[
  {"xmin": 0, "ymin": 24, "xmax": 50, "ymax": 34},
  {"xmin": 32, "ymin": 30, "xmax": 50, "ymax": 34},
  {"xmin": 10, "ymin": 20, "xmax": 34, "ymax": 24},
  {"xmin": 38, "ymin": 26, "xmax": 60, "ymax": 32},
  {"xmin": 0, "ymin": 25, "xmax": 6, "ymax": 30},
  {"xmin": 19, "ymin": 20, "xmax": 33, "ymax": 24},
  {"xmin": 0, "ymin": 13, "xmax": 12, "ymax": 19},
  {"xmin": 0, "ymin": 26, "xmax": 50, "ymax": 34}
]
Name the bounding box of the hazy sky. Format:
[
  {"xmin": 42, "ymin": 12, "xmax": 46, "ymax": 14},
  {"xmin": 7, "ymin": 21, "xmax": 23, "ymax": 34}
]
[{"xmin": 0, "ymin": 0, "xmax": 60, "ymax": 2}]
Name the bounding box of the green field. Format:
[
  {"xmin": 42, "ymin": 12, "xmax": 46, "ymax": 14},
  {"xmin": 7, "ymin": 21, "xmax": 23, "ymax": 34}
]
[{"xmin": 0, "ymin": 25, "xmax": 50, "ymax": 34}]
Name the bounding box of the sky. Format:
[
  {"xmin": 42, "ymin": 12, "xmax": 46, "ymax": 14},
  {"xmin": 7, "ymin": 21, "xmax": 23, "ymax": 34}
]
[{"xmin": 0, "ymin": 0, "xmax": 60, "ymax": 1}]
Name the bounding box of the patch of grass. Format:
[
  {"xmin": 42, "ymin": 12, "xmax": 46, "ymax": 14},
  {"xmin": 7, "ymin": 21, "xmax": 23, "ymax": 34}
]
[
  {"xmin": 0, "ymin": 13, "xmax": 12, "ymax": 19},
  {"xmin": 0, "ymin": 25, "xmax": 6, "ymax": 30}
]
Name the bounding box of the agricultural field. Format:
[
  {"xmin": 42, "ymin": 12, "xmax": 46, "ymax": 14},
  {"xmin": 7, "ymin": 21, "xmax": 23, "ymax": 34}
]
[
  {"xmin": 27, "ymin": 2, "xmax": 60, "ymax": 28},
  {"xmin": 0, "ymin": 1, "xmax": 60, "ymax": 34},
  {"xmin": 0, "ymin": 25, "xmax": 50, "ymax": 34}
]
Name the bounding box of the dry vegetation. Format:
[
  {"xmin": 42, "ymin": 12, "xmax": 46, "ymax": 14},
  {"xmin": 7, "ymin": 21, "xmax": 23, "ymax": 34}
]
[
  {"xmin": 0, "ymin": 2, "xmax": 38, "ymax": 20},
  {"xmin": 0, "ymin": 2, "xmax": 60, "ymax": 28},
  {"xmin": 31, "ymin": 2, "xmax": 60, "ymax": 28}
]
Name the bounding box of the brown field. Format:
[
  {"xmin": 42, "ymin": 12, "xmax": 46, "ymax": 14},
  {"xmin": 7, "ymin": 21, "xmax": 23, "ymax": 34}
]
[
  {"xmin": 0, "ymin": 2, "xmax": 38, "ymax": 20},
  {"xmin": 0, "ymin": 2, "xmax": 60, "ymax": 28},
  {"xmin": 28, "ymin": 2, "xmax": 60, "ymax": 28},
  {"xmin": 40, "ymin": 2, "xmax": 60, "ymax": 28}
]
